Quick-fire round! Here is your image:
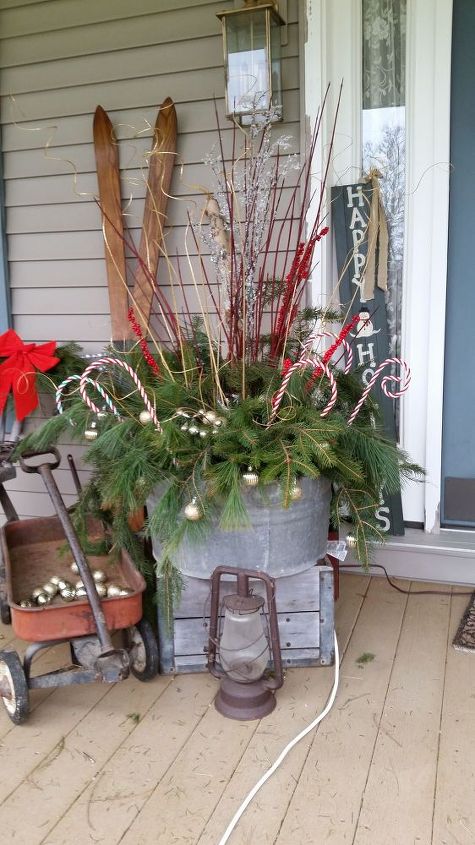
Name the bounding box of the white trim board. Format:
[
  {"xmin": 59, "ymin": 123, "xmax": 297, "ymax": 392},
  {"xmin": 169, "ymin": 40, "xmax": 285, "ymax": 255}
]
[{"xmin": 345, "ymin": 528, "xmax": 475, "ymax": 586}]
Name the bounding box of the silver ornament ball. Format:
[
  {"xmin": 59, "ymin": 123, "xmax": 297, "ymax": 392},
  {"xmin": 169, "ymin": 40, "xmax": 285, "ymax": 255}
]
[
  {"xmin": 76, "ymin": 587, "xmax": 87, "ymax": 599},
  {"xmin": 107, "ymin": 584, "xmax": 122, "ymax": 598},
  {"xmin": 242, "ymin": 466, "xmax": 259, "ymax": 487},
  {"xmin": 50, "ymin": 574, "xmax": 64, "ymax": 586},
  {"xmin": 36, "ymin": 593, "xmax": 51, "ymax": 606},
  {"xmin": 31, "ymin": 587, "xmax": 45, "ymax": 600},
  {"xmin": 289, "ymin": 482, "xmax": 303, "ymax": 501},
  {"xmin": 42, "ymin": 582, "xmax": 58, "ymax": 597},
  {"xmin": 95, "ymin": 583, "xmax": 108, "ymax": 598},
  {"xmin": 92, "ymin": 569, "xmax": 107, "ymax": 583},
  {"xmin": 184, "ymin": 499, "xmax": 202, "ymax": 521},
  {"xmin": 60, "ymin": 587, "xmax": 76, "ymax": 602},
  {"xmin": 19, "ymin": 600, "xmax": 34, "ymax": 608}
]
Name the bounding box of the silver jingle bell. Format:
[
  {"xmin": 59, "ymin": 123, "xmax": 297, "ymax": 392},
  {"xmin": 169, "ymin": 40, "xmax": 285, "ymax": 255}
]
[
  {"xmin": 42, "ymin": 582, "xmax": 59, "ymax": 597},
  {"xmin": 139, "ymin": 409, "xmax": 152, "ymax": 424},
  {"xmin": 92, "ymin": 570, "xmax": 107, "ymax": 583},
  {"xmin": 184, "ymin": 498, "xmax": 202, "ymax": 521},
  {"xmin": 60, "ymin": 587, "xmax": 76, "ymax": 602},
  {"xmin": 106, "ymin": 584, "xmax": 122, "ymax": 598},
  {"xmin": 242, "ymin": 466, "xmax": 259, "ymax": 487},
  {"xmin": 36, "ymin": 592, "xmax": 51, "ymax": 606},
  {"xmin": 95, "ymin": 583, "xmax": 108, "ymax": 598}
]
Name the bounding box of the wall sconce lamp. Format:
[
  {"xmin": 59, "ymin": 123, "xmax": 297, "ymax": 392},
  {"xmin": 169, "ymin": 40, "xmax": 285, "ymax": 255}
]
[
  {"xmin": 217, "ymin": 1, "xmax": 285, "ymax": 124},
  {"xmin": 207, "ymin": 566, "xmax": 284, "ymax": 720}
]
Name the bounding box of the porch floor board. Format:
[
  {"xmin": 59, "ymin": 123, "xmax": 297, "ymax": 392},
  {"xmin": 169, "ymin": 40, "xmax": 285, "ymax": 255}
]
[{"xmin": 0, "ymin": 574, "xmax": 473, "ymax": 845}]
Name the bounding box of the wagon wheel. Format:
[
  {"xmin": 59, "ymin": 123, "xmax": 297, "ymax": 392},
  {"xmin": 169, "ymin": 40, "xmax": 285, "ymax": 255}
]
[
  {"xmin": 0, "ymin": 651, "xmax": 29, "ymax": 724},
  {"xmin": 127, "ymin": 619, "xmax": 159, "ymax": 681}
]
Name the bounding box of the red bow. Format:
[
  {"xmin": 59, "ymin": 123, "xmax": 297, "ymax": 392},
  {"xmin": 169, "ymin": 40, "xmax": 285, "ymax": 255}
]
[{"xmin": 0, "ymin": 329, "xmax": 59, "ymax": 421}]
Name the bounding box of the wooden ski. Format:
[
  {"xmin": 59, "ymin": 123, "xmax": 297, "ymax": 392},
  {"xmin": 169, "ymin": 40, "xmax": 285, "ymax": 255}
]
[
  {"xmin": 132, "ymin": 96, "xmax": 177, "ymax": 332},
  {"xmin": 93, "ymin": 105, "xmax": 130, "ymax": 343}
]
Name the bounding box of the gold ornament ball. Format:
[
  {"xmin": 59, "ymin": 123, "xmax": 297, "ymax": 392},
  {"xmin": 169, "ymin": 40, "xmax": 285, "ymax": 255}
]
[
  {"xmin": 95, "ymin": 583, "xmax": 108, "ymax": 598},
  {"xmin": 60, "ymin": 587, "xmax": 76, "ymax": 602},
  {"xmin": 92, "ymin": 569, "xmax": 107, "ymax": 583},
  {"xmin": 84, "ymin": 426, "xmax": 98, "ymax": 441},
  {"xmin": 289, "ymin": 483, "xmax": 303, "ymax": 501},
  {"xmin": 346, "ymin": 533, "xmax": 357, "ymax": 549},
  {"xmin": 139, "ymin": 410, "xmax": 152, "ymax": 424},
  {"xmin": 184, "ymin": 500, "xmax": 202, "ymax": 521},
  {"xmin": 42, "ymin": 582, "xmax": 58, "ymax": 597},
  {"xmin": 242, "ymin": 467, "xmax": 259, "ymax": 487}
]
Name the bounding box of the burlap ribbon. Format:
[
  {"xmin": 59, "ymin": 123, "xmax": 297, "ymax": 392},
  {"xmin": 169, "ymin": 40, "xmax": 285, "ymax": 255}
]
[{"xmin": 362, "ymin": 168, "xmax": 388, "ymax": 301}]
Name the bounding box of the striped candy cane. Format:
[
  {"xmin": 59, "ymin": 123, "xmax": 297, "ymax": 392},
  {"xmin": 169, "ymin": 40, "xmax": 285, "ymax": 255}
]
[
  {"xmin": 310, "ymin": 331, "xmax": 353, "ymax": 374},
  {"xmin": 56, "ymin": 374, "xmax": 120, "ymax": 417},
  {"xmin": 269, "ymin": 355, "xmax": 338, "ymax": 424},
  {"xmin": 347, "ymin": 357, "xmax": 411, "ymax": 426},
  {"xmin": 80, "ymin": 357, "xmax": 161, "ymax": 431}
]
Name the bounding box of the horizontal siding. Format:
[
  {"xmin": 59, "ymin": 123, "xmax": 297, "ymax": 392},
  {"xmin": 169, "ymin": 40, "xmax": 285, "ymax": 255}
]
[{"xmin": 0, "ymin": 0, "xmax": 301, "ymax": 520}]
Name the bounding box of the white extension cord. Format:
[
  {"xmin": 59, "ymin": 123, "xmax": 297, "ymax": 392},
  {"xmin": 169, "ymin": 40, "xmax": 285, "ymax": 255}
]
[{"xmin": 217, "ymin": 632, "xmax": 340, "ymax": 845}]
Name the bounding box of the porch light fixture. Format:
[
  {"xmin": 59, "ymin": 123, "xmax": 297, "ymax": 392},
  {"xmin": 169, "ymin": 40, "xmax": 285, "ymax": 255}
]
[
  {"xmin": 217, "ymin": 1, "xmax": 284, "ymax": 124},
  {"xmin": 207, "ymin": 565, "xmax": 284, "ymax": 720}
]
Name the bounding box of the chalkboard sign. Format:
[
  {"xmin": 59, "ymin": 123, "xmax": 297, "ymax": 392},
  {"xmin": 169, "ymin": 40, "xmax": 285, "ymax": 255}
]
[{"xmin": 332, "ymin": 181, "xmax": 404, "ymax": 536}]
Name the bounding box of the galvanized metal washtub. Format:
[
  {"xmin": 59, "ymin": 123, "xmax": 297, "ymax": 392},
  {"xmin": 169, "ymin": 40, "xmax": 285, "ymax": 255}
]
[{"xmin": 147, "ymin": 476, "xmax": 331, "ymax": 579}]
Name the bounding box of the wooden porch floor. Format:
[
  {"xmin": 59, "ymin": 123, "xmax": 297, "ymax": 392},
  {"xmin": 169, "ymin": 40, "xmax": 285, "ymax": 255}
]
[{"xmin": 0, "ymin": 574, "xmax": 473, "ymax": 845}]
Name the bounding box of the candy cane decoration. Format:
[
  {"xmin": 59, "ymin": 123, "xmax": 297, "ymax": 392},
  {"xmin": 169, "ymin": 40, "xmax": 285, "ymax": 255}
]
[
  {"xmin": 269, "ymin": 355, "xmax": 338, "ymax": 424},
  {"xmin": 347, "ymin": 357, "xmax": 411, "ymax": 426},
  {"xmin": 56, "ymin": 375, "xmax": 120, "ymax": 418},
  {"xmin": 310, "ymin": 331, "xmax": 353, "ymax": 374},
  {"xmin": 80, "ymin": 357, "xmax": 161, "ymax": 431}
]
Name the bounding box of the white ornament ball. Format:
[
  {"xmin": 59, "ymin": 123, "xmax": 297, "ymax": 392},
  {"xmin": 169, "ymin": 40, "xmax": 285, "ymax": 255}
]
[
  {"xmin": 107, "ymin": 584, "xmax": 122, "ymax": 598},
  {"xmin": 184, "ymin": 499, "xmax": 202, "ymax": 521},
  {"xmin": 92, "ymin": 569, "xmax": 107, "ymax": 583},
  {"xmin": 70, "ymin": 562, "xmax": 79, "ymax": 575},
  {"xmin": 242, "ymin": 467, "xmax": 259, "ymax": 487},
  {"xmin": 139, "ymin": 410, "xmax": 152, "ymax": 424},
  {"xmin": 204, "ymin": 411, "xmax": 217, "ymax": 423},
  {"xmin": 188, "ymin": 424, "xmax": 199, "ymax": 435}
]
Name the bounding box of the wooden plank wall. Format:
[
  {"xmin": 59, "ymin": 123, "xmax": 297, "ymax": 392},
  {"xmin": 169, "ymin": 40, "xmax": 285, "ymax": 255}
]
[{"xmin": 0, "ymin": 0, "xmax": 301, "ymax": 519}]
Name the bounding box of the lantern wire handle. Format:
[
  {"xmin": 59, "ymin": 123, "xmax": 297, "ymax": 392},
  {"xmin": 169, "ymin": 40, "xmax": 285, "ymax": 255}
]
[{"xmin": 216, "ymin": 632, "xmax": 340, "ymax": 845}]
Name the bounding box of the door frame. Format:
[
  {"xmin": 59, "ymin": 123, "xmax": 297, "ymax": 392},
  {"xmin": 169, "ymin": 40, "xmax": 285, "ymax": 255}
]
[{"xmin": 302, "ymin": 0, "xmax": 453, "ymax": 532}]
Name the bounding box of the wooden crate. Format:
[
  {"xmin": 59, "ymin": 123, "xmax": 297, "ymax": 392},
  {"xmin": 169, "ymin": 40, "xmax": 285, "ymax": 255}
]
[{"xmin": 156, "ymin": 563, "xmax": 334, "ymax": 674}]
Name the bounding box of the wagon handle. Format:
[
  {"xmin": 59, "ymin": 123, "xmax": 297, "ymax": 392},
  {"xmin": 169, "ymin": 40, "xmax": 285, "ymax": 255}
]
[{"xmin": 19, "ymin": 448, "xmax": 61, "ymax": 473}]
